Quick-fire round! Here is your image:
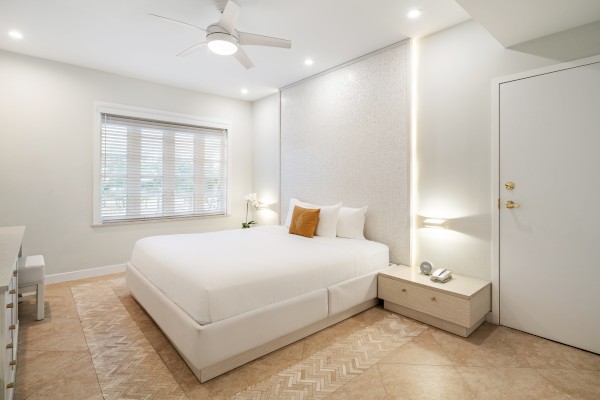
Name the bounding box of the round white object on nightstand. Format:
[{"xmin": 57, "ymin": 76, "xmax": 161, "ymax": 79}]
[{"xmin": 420, "ymin": 261, "xmax": 433, "ymax": 275}]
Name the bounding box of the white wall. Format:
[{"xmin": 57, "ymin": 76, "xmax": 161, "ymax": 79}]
[
  {"xmin": 414, "ymin": 20, "xmax": 559, "ymax": 280},
  {"xmin": 0, "ymin": 50, "xmax": 253, "ymax": 275},
  {"xmin": 251, "ymin": 93, "xmax": 280, "ymax": 226}
]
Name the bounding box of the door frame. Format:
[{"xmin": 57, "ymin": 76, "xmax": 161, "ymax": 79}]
[{"xmin": 490, "ymin": 54, "xmax": 600, "ymax": 325}]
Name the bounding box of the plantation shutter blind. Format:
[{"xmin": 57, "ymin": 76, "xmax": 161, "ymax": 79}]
[{"xmin": 100, "ymin": 113, "xmax": 227, "ymax": 223}]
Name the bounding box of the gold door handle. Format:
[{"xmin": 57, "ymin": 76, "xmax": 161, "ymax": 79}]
[{"xmin": 505, "ymin": 200, "xmax": 520, "ymax": 209}]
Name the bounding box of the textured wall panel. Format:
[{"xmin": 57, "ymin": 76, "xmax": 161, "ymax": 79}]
[{"xmin": 281, "ymin": 41, "xmax": 410, "ymax": 264}]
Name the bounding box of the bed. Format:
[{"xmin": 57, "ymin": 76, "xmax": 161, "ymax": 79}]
[{"xmin": 125, "ymin": 225, "xmax": 390, "ymax": 382}]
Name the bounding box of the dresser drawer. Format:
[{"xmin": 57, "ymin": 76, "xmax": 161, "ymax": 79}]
[{"xmin": 378, "ymin": 275, "xmax": 471, "ymax": 327}]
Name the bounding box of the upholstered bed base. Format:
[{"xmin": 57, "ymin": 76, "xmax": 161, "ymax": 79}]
[{"xmin": 125, "ymin": 262, "xmax": 380, "ymax": 382}]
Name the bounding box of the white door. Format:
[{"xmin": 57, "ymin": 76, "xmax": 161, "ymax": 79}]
[{"xmin": 499, "ymin": 60, "xmax": 600, "ymax": 354}]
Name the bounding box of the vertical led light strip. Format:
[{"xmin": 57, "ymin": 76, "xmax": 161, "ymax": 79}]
[{"xmin": 410, "ymin": 39, "xmax": 419, "ymax": 267}]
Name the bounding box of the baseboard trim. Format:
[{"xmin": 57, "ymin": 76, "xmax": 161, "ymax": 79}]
[{"xmin": 45, "ymin": 264, "xmax": 126, "ymax": 284}]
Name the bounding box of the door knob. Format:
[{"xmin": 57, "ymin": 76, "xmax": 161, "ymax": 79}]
[
  {"xmin": 505, "ymin": 182, "xmax": 515, "ymax": 190},
  {"xmin": 505, "ymin": 200, "xmax": 520, "ymax": 209}
]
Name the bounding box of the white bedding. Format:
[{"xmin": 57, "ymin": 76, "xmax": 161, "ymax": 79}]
[{"xmin": 130, "ymin": 225, "xmax": 389, "ymax": 324}]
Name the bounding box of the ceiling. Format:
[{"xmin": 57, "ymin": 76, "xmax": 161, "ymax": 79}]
[
  {"xmin": 456, "ymin": 0, "xmax": 600, "ymax": 48},
  {"xmin": 0, "ymin": 0, "xmax": 470, "ymax": 101},
  {"xmin": 2, "ymin": 1, "xmax": 600, "ymax": 102}
]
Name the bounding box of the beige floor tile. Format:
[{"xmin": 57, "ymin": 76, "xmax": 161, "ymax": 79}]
[
  {"xmin": 379, "ymin": 329, "xmax": 452, "ymax": 366},
  {"xmin": 22, "ymin": 353, "xmax": 103, "ymax": 400},
  {"xmin": 357, "ymin": 304, "xmax": 392, "ymax": 326},
  {"xmin": 430, "ymin": 323, "xmax": 530, "ymax": 368},
  {"xmin": 19, "ymin": 285, "xmax": 79, "ymax": 323},
  {"xmin": 379, "ymin": 364, "xmax": 476, "ymax": 400},
  {"xmin": 19, "ymin": 300, "xmax": 78, "ymax": 324},
  {"xmin": 457, "ymin": 366, "xmax": 572, "ymax": 400},
  {"xmin": 537, "ymin": 368, "xmax": 600, "ymax": 399},
  {"xmin": 15, "ymin": 273, "xmax": 599, "ymax": 400},
  {"xmin": 19, "ymin": 316, "xmax": 88, "ymax": 352},
  {"xmin": 494, "ymin": 325, "xmax": 600, "ymax": 370},
  {"xmin": 325, "ymin": 365, "xmax": 388, "ymax": 400},
  {"xmin": 15, "ymin": 350, "xmax": 89, "ymax": 400},
  {"xmin": 302, "ymin": 316, "xmax": 367, "ymax": 357}
]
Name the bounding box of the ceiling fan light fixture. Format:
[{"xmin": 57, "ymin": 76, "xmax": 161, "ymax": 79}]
[{"xmin": 207, "ymin": 32, "xmax": 239, "ymax": 55}]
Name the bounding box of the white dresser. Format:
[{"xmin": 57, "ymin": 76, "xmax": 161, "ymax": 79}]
[{"xmin": 0, "ymin": 226, "xmax": 23, "ymax": 400}]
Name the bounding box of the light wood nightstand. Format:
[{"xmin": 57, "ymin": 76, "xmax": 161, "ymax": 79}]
[{"xmin": 378, "ymin": 265, "xmax": 491, "ymax": 337}]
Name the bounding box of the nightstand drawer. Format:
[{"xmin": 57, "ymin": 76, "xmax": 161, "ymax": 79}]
[{"xmin": 378, "ymin": 276, "xmax": 470, "ymax": 327}]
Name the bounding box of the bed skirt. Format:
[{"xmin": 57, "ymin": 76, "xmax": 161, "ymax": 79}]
[{"xmin": 126, "ymin": 262, "xmax": 379, "ymax": 382}]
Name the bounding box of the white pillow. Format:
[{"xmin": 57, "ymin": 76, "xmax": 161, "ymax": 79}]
[
  {"xmin": 336, "ymin": 206, "xmax": 368, "ymax": 239},
  {"xmin": 284, "ymin": 199, "xmax": 342, "ymax": 238},
  {"xmin": 284, "ymin": 198, "xmax": 301, "ymax": 228}
]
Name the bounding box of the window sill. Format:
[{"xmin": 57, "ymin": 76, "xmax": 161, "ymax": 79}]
[{"xmin": 91, "ymin": 213, "xmax": 231, "ymax": 227}]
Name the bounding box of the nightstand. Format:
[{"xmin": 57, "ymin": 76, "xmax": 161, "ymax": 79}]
[{"xmin": 378, "ymin": 265, "xmax": 491, "ymax": 337}]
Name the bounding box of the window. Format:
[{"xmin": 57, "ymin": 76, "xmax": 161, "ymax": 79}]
[{"xmin": 96, "ymin": 111, "xmax": 228, "ymax": 224}]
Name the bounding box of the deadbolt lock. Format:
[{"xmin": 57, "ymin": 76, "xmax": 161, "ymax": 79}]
[{"xmin": 505, "ymin": 182, "xmax": 515, "ymax": 190}]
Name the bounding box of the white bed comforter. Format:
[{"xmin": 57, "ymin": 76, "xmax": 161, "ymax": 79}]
[{"xmin": 130, "ymin": 225, "xmax": 389, "ymax": 324}]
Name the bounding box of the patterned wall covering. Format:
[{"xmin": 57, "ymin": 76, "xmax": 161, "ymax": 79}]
[{"xmin": 280, "ymin": 40, "xmax": 410, "ymax": 264}]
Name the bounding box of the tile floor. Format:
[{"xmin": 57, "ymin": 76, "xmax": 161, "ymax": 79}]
[{"xmin": 14, "ymin": 273, "xmax": 600, "ymax": 399}]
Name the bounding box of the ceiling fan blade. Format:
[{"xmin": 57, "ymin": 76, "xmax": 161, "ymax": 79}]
[
  {"xmin": 219, "ymin": 1, "xmax": 240, "ymax": 33},
  {"xmin": 238, "ymin": 32, "xmax": 291, "ymax": 48},
  {"xmin": 177, "ymin": 42, "xmax": 207, "ymax": 57},
  {"xmin": 149, "ymin": 13, "xmax": 206, "ymax": 32},
  {"xmin": 233, "ymin": 47, "xmax": 254, "ymax": 69}
]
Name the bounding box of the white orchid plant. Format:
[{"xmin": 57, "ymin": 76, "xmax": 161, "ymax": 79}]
[{"xmin": 243, "ymin": 193, "xmax": 260, "ymax": 228}]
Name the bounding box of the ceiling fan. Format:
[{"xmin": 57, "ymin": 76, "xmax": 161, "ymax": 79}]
[{"xmin": 150, "ymin": 0, "xmax": 292, "ymax": 69}]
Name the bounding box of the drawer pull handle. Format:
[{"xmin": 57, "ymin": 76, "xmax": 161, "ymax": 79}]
[
  {"xmin": 431, "ymin": 297, "xmax": 437, "ymax": 302},
  {"xmin": 9, "ymin": 360, "xmax": 16, "ymax": 366},
  {"xmin": 6, "ymin": 382, "xmax": 14, "ymax": 389},
  {"xmin": 9, "ymin": 325, "xmax": 15, "ymax": 330},
  {"xmin": 6, "ymin": 303, "xmax": 14, "ymax": 309},
  {"xmin": 6, "ymin": 343, "xmax": 13, "ymax": 349},
  {"xmin": 9, "ymin": 289, "xmax": 16, "ymax": 295},
  {"xmin": 401, "ymin": 288, "xmax": 407, "ymax": 292}
]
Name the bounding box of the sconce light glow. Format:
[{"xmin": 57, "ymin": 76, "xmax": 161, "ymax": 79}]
[
  {"xmin": 304, "ymin": 59, "xmax": 314, "ymax": 66},
  {"xmin": 8, "ymin": 30, "xmax": 23, "ymax": 40},
  {"xmin": 422, "ymin": 218, "xmax": 448, "ymax": 229},
  {"xmin": 241, "ymin": 88, "xmax": 248, "ymax": 95},
  {"xmin": 407, "ymin": 9, "xmax": 423, "ymax": 19}
]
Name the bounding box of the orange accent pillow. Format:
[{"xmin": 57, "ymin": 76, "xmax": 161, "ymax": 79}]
[{"xmin": 288, "ymin": 206, "xmax": 320, "ymax": 238}]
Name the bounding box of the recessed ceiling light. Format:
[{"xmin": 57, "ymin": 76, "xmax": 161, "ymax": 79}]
[
  {"xmin": 407, "ymin": 9, "xmax": 422, "ymax": 19},
  {"xmin": 241, "ymin": 88, "xmax": 248, "ymax": 95},
  {"xmin": 8, "ymin": 30, "xmax": 23, "ymax": 40},
  {"xmin": 304, "ymin": 59, "xmax": 314, "ymax": 66}
]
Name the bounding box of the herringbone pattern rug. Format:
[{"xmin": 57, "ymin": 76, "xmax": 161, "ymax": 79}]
[
  {"xmin": 230, "ymin": 316, "xmax": 426, "ymax": 399},
  {"xmin": 72, "ymin": 280, "xmax": 187, "ymax": 399},
  {"xmin": 68, "ymin": 276, "xmax": 426, "ymax": 400}
]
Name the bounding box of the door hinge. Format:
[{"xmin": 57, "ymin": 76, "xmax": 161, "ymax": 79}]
[{"xmin": 498, "ymin": 198, "xmax": 501, "ymax": 209}]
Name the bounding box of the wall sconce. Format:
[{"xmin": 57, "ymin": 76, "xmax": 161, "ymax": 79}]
[
  {"xmin": 255, "ymin": 202, "xmax": 270, "ymax": 210},
  {"xmin": 422, "ymin": 218, "xmax": 448, "ymax": 229}
]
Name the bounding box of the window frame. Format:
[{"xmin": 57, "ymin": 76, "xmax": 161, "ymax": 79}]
[{"xmin": 92, "ymin": 102, "xmax": 232, "ymax": 226}]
